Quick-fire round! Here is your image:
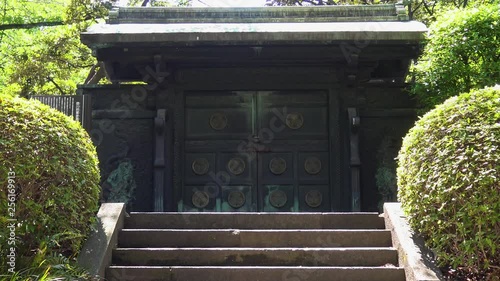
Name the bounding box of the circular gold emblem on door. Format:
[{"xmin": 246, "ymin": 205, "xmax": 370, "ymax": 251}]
[
  {"xmin": 305, "ymin": 190, "xmax": 323, "ymax": 208},
  {"xmin": 192, "ymin": 190, "xmax": 210, "ymax": 208},
  {"xmin": 269, "ymin": 190, "xmax": 288, "ymax": 208},
  {"xmin": 228, "ymin": 190, "xmax": 246, "ymax": 209},
  {"xmin": 227, "ymin": 158, "xmax": 246, "ymax": 175},
  {"xmin": 286, "ymin": 112, "xmax": 304, "ymax": 129},
  {"xmin": 269, "ymin": 157, "xmax": 287, "ymax": 175},
  {"xmin": 304, "ymin": 157, "xmax": 322, "ymax": 175},
  {"xmin": 192, "ymin": 158, "xmax": 210, "ymax": 175},
  {"xmin": 209, "ymin": 112, "xmax": 227, "ymax": 130}
]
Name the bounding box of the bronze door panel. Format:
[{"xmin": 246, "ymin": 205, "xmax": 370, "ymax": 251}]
[
  {"xmin": 221, "ymin": 185, "xmax": 254, "ymax": 212},
  {"xmin": 183, "ymin": 186, "xmax": 218, "ymax": 211},
  {"xmin": 298, "ymin": 152, "xmax": 330, "ymax": 184},
  {"xmin": 185, "ymin": 91, "xmax": 253, "ymax": 140},
  {"xmin": 184, "ymin": 153, "xmax": 216, "ymax": 184},
  {"xmin": 218, "ymin": 152, "xmax": 254, "ymax": 183},
  {"xmin": 180, "ymin": 90, "xmax": 331, "ymax": 212},
  {"xmin": 299, "ymin": 185, "xmax": 330, "ymax": 212},
  {"xmin": 182, "ymin": 91, "xmax": 258, "ymax": 212},
  {"xmin": 185, "ymin": 108, "xmax": 253, "ymax": 139},
  {"xmin": 257, "ymin": 143, "xmax": 329, "ymax": 212},
  {"xmin": 262, "ymin": 185, "xmax": 295, "ymax": 212},
  {"xmin": 259, "ymin": 106, "xmax": 328, "ymax": 139},
  {"xmin": 258, "ymin": 152, "xmax": 294, "ymax": 185},
  {"xmin": 259, "ymin": 91, "xmax": 329, "ymax": 140}
]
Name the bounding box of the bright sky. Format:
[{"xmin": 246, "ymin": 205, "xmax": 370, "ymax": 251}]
[{"xmin": 192, "ymin": 0, "xmax": 267, "ymax": 6}]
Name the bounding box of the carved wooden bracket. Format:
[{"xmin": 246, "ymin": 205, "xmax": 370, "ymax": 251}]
[
  {"xmin": 345, "ymin": 53, "xmax": 359, "ymax": 86},
  {"xmin": 154, "ymin": 109, "xmax": 167, "ymax": 211},
  {"xmin": 348, "ymin": 107, "xmax": 361, "ymax": 211}
]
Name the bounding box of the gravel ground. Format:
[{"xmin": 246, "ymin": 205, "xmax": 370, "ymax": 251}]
[{"xmin": 442, "ymin": 266, "xmax": 500, "ymax": 281}]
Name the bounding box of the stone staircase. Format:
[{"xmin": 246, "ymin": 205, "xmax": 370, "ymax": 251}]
[{"xmin": 106, "ymin": 213, "xmax": 405, "ymax": 281}]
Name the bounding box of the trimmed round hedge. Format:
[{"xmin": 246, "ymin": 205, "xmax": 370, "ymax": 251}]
[
  {"xmin": 0, "ymin": 94, "xmax": 100, "ymax": 266},
  {"xmin": 397, "ymin": 86, "xmax": 500, "ymax": 270}
]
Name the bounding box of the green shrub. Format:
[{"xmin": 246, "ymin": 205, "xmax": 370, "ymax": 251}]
[
  {"xmin": 0, "ymin": 94, "xmax": 100, "ymax": 273},
  {"xmin": 411, "ymin": 4, "xmax": 500, "ymax": 109},
  {"xmin": 3, "ymin": 254, "xmax": 93, "ymax": 280},
  {"xmin": 397, "ymin": 86, "xmax": 500, "ymax": 272}
]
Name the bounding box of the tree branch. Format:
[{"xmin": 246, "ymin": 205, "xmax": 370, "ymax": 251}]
[
  {"xmin": 411, "ymin": 1, "xmax": 424, "ymax": 14},
  {"xmin": 301, "ymin": 0, "xmax": 319, "ymax": 5},
  {"xmin": 409, "ymin": 0, "xmax": 424, "ymax": 20},
  {"xmin": 47, "ymin": 76, "xmax": 67, "ymax": 95},
  {"xmin": 0, "ymin": 21, "xmax": 64, "ymax": 31},
  {"xmin": 421, "ymin": 0, "xmax": 434, "ymax": 18},
  {"xmin": 0, "ymin": 0, "xmax": 7, "ymax": 43},
  {"xmin": 52, "ymin": 56, "xmax": 95, "ymax": 69}
]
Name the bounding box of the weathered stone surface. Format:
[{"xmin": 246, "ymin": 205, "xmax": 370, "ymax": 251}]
[
  {"xmin": 77, "ymin": 203, "xmax": 127, "ymax": 279},
  {"xmin": 125, "ymin": 212, "xmax": 385, "ymax": 229},
  {"xmin": 118, "ymin": 229, "xmax": 392, "ymax": 248},
  {"xmin": 384, "ymin": 203, "xmax": 444, "ymax": 281},
  {"xmin": 106, "ymin": 266, "xmax": 406, "ymax": 281},
  {"xmin": 113, "ymin": 247, "xmax": 398, "ymax": 266},
  {"xmin": 104, "ymin": 212, "xmax": 405, "ymax": 281},
  {"xmin": 81, "ymin": 4, "xmax": 425, "ymax": 48},
  {"xmin": 108, "ymin": 5, "xmax": 406, "ymax": 24},
  {"xmin": 82, "ymin": 21, "xmax": 426, "ymax": 48}
]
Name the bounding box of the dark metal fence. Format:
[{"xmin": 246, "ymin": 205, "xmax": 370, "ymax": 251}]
[{"xmin": 31, "ymin": 95, "xmax": 92, "ymax": 132}]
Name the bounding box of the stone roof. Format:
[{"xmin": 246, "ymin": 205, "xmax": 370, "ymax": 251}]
[
  {"xmin": 107, "ymin": 4, "xmax": 409, "ymax": 23},
  {"xmin": 81, "ymin": 4, "xmax": 427, "ymax": 49}
]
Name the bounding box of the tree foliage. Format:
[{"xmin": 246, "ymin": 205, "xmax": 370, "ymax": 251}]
[
  {"xmin": 0, "ymin": 0, "xmax": 114, "ymax": 97},
  {"xmin": 411, "ymin": 4, "xmax": 500, "ymax": 109},
  {"xmin": 266, "ymin": 0, "xmax": 395, "ymax": 6},
  {"xmin": 0, "ymin": 0, "xmax": 192, "ymax": 97},
  {"xmin": 266, "ymin": 0, "xmax": 499, "ymax": 24},
  {"xmin": 405, "ymin": 0, "xmax": 497, "ymax": 23}
]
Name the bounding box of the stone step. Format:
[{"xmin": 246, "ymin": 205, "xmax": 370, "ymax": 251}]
[
  {"xmin": 112, "ymin": 247, "xmax": 398, "ymax": 267},
  {"xmin": 125, "ymin": 212, "xmax": 385, "ymax": 230},
  {"xmin": 106, "ymin": 266, "xmax": 406, "ymax": 281},
  {"xmin": 118, "ymin": 229, "xmax": 392, "ymax": 248}
]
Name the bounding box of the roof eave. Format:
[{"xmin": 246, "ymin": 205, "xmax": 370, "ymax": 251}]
[{"xmin": 81, "ymin": 21, "xmax": 427, "ymax": 49}]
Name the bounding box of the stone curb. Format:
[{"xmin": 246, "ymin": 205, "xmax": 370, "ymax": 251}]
[
  {"xmin": 383, "ymin": 203, "xmax": 444, "ymax": 281},
  {"xmin": 77, "ymin": 203, "xmax": 127, "ymax": 280}
]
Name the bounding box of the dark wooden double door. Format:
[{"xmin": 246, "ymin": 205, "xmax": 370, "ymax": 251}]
[{"xmin": 180, "ymin": 90, "xmax": 332, "ymax": 212}]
